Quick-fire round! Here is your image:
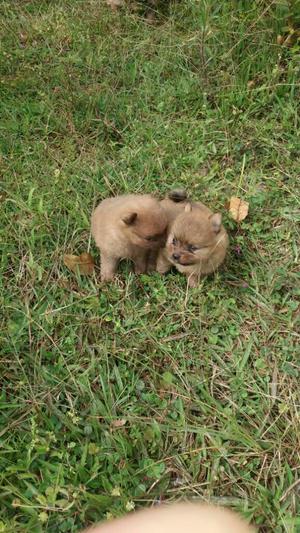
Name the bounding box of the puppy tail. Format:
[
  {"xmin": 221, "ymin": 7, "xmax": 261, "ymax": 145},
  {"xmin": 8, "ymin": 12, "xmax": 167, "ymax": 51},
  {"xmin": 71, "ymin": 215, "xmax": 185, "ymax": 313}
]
[{"xmin": 168, "ymin": 188, "xmax": 188, "ymax": 203}]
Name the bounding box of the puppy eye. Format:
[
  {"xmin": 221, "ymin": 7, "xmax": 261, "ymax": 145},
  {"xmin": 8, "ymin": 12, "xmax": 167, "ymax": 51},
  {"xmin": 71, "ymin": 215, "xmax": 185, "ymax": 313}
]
[
  {"xmin": 172, "ymin": 238, "xmax": 178, "ymax": 245},
  {"xmin": 188, "ymin": 244, "xmax": 198, "ymax": 253},
  {"xmin": 145, "ymin": 235, "xmax": 156, "ymax": 241}
]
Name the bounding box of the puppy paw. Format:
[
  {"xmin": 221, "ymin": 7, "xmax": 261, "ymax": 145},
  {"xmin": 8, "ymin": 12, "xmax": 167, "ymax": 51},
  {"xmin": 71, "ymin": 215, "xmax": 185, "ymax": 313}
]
[
  {"xmin": 101, "ymin": 274, "xmax": 115, "ymax": 282},
  {"xmin": 156, "ymin": 258, "xmax": 171, "ymax": 274},
  {"xmin": 157, "ymin": 266, "xmax": 170, "ymax": 274},
  {"xmin": 134, "ymin": 266, "xmax": 147, "ymax": 275}
]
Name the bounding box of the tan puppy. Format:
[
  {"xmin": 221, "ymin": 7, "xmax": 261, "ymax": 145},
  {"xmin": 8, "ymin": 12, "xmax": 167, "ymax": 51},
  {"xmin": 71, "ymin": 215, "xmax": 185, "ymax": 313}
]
[
  {"xmin": 157, "ymin": 192, "xmax": 229, "ymax": 287},
  {"xmin": 91, "ymin": 194, "xmax": 168, "ymax": 281},
  {"xmin": 83, "ymin": 502, "xmax": 255, "ymax": 533}
]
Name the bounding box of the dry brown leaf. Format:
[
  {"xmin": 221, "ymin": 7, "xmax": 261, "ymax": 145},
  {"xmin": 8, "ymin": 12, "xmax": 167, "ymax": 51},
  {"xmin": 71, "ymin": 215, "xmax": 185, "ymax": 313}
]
[
  {"xmin": 229, "ymin": 197, "xmax": 249, "ymax": 222},
  {"xmin": 111, "ymin": 419, "xmax": 126, "ymax": 428},
  {"xmin": 19, "ymin": 32, "xmax": 28, "ymax": 44},
  {"xmin": 106, "ymin": 0, "xmax": 125, "ymax": 10},
  {"xmin": 247, "ymin": 80, "xmax": 256, "ymax": 89},
  {"xmin": 277, "ymin": 35, "xmax": 284, "ymax": 45},
  {"xmin": 63, "ymin": 252, "xmax": 94, "ymax": 275},
  {"xmin": 146, "ymin": 11, "xmax": 156, "ymax": 24}
]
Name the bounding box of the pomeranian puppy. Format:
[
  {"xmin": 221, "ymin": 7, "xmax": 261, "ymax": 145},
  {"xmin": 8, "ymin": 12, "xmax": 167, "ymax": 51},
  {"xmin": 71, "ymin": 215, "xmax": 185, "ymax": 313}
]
[
  {"xmin": 91, "ymin": 194, "xmax": 168, "ymax": 281},
  {"xmin": 157, "ymin": 191, "xmax": 229, "ymax": 287}
]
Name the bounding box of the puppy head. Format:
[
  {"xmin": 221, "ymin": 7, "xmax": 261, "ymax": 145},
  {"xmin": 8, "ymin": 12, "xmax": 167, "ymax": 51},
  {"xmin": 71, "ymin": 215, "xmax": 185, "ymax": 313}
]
[
  {"xmin": 122, "ymin": 205, "xmax": 168, "ymax": 249},
  {"xmin": 166, "ymin": 204, "xmax": 223, "ymax": 265}
]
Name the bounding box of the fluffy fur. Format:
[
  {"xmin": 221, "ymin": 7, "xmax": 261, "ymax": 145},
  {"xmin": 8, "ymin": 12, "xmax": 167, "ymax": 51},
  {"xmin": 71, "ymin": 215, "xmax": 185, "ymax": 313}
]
[
  {"xmin": 157, "ymin": 196, "xmax": 229, "ymax": 287},
  {"xmin": 91, "ymin": 194, "xmax": 168, "ymax": 281}
]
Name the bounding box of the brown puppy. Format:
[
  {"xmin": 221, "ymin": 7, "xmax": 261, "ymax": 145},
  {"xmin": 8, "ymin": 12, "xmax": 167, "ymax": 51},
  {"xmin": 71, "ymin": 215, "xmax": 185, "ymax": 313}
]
[
  {"xmin": 91, "ymin": 194, "xmax": 168, "ymax": 281},
  {"xmin": 157, "ymin": 193, "xmax": 229, "ymax": 287}
]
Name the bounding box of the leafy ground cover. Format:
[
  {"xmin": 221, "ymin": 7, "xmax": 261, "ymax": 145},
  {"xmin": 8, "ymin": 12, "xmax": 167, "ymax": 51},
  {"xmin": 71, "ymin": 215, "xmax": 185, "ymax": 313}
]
[{"xmin": 1, "ymin": 1, "xmax": 299, "ymax": 531}]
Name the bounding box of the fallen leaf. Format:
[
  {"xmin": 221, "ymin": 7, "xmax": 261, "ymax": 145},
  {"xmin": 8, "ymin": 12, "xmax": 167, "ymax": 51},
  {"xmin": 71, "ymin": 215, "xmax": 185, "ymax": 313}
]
[
  {"xmin": 63, "ymin": 252, "xmax": 94, "ymax": 275},
  {"xmin": 19, "ymin": 32, "xmax": 28, "ymax": 47},
  {"xmin": 106, "ymin": 0, "xmax": 125, "ymax": 10},
  {"xmin": 229, "ymin": 197, "xmax": 249, "ymax": 222},
  {"xmin": 277, "ymin": 35, "xmax": 284, "ymax": 45},
  {"xmin": 146, "ymin": 11, "xmax": 156, "ymax": 24},
  {"xmin": 247, "ymin": 80, "xmax": 256, "ymax": 89},
  {"xmin": 111, "ymin": 419, "xmax": 126, "ymax": 428},
  {"xmin": 19, "ymin": 32, "xmax": 28, "ymax": 43}
]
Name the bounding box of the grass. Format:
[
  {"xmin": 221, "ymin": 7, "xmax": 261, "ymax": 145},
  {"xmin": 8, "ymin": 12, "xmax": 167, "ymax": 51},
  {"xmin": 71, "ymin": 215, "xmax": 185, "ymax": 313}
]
[{"xmin": 0, "ymin": 0, "xmax": 300, "ymax": 531}]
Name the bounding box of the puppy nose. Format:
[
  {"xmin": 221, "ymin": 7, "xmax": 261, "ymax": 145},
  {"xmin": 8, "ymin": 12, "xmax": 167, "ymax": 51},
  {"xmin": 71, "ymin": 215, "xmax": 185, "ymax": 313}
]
[{"xmin": 172, "ymin": 253, "xmax": 180, "ymax": 261}]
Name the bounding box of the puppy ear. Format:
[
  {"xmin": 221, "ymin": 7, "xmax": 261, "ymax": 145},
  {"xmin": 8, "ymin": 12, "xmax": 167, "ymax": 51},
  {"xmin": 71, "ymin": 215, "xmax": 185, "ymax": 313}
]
[
  {"xmin": 122, "ymin": 212, "xmax": 137, "ymax": 225},
  {"xmin": 184, "ymin": 203, "xmax": 192, "ymax": 213},
  {"xmin": 210, "ymin": 213, "xmax": 222, "ymax": 233}
]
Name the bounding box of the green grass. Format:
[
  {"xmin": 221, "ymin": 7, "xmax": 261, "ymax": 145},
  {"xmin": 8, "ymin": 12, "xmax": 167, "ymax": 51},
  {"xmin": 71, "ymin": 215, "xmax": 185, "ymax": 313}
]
[{"xmin": 1, "ymin": 0, "xmax": 300, "ymax": 531}]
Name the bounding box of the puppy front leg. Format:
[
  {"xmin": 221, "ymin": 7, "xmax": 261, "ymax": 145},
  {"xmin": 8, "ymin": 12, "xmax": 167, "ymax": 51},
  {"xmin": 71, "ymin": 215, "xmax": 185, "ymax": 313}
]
[
  {"xmin": 147, "ymin": 250, "xmax": 158, "ymax": 272},
  {"xmin": 156, "ymin": 250, "xmax": 171, "ymax": 274},
  {"xmin": 134, "ymin": 253, "xmax": 148, "ymax": 275},
  {"xmin": 100, "ymin": 253, "xmax": 119, "ymax": 281}
]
